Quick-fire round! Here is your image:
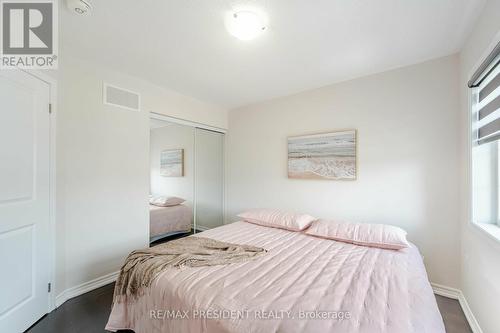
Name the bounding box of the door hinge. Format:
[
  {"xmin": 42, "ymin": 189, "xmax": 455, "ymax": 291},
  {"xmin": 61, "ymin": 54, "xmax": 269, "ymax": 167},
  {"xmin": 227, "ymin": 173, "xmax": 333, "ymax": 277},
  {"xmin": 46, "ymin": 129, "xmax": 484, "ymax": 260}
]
[
  {"xmin": 48, "ymin": 103, "xmax": 52, "ymax": 114},
  {"xmin": 48, "ymin": 283, "xmax": 51, "ymax": 293}
]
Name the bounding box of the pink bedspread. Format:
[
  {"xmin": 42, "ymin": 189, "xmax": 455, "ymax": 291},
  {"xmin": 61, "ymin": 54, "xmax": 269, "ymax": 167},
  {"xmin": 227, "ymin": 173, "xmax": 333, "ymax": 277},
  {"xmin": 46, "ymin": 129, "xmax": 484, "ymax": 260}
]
[
  {"xmin": 149, "ymin": 204, "xmax": 192, "ymax": 238},
  {"xmin": 106, "ymin": 221, "xmax": 444, "ymax": 333}
]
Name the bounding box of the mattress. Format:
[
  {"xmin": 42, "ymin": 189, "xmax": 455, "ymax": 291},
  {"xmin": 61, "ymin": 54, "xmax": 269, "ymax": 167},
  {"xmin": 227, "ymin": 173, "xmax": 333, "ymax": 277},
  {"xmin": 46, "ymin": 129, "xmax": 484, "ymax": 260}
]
[
  {"xmin": 107, "ymin": 221, "xmax": 444, "ymax": 333},
  {"xmin": 149, "ymin": 204, "xmax": 192, "ymax": 239}
]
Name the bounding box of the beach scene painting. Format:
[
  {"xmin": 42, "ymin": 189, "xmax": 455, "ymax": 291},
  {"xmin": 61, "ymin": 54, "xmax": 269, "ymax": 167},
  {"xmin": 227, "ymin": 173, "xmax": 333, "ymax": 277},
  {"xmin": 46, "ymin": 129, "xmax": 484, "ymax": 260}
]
[
  {"xmin": 160, "ymin": 149, "xmax": 184, "ymax": 177},
  {"xmin": 288, "ymin": 130, "xmax": 357, "ymax": 180}
]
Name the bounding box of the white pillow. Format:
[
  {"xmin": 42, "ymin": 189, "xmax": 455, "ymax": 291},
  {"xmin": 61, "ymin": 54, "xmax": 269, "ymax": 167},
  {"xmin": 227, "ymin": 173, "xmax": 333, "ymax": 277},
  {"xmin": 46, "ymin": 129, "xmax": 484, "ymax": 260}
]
[
  {"xmin": 238, "ymin": 209, "xmax": 316, "ymax": 231},
  {"xmin": 149, "ymin": 196, "xmax": 185, "ymax": 207}
]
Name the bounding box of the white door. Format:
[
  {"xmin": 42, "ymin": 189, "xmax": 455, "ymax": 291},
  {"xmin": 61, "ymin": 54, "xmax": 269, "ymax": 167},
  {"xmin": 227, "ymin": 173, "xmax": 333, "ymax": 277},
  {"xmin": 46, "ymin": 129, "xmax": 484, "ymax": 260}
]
[{"xmin": 0, "ymin": 70, "xmax": 51, "ymax": 333}]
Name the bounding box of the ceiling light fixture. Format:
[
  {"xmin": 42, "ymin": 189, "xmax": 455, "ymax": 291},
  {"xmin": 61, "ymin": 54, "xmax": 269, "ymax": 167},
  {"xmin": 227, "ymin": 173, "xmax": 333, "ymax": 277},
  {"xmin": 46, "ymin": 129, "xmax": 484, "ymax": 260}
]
[{"xmin": 225, "ymin": 11, "xmax": 266, "ymax": 41}]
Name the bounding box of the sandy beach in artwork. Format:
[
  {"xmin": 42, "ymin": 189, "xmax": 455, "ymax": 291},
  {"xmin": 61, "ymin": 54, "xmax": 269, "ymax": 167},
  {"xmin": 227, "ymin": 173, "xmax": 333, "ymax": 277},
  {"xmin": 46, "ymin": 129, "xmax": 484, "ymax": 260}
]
[
  {"xmin": 288, "ymin": 156, "xmax": 356, "ymax": 179},
  {"xmin": 288, "ymin": 131, "xmax": 356, "ymax": 180},
  {"xmin": 160, "ymin": 149, "xmax": 184, "ymax": 177}
]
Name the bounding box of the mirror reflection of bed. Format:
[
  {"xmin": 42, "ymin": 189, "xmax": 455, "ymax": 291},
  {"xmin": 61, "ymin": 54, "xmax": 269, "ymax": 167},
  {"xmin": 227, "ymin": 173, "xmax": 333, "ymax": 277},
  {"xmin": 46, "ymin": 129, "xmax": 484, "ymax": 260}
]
[
  {"xmin": 149, "ymin": 196, "xmax": 193, "ymax": 243},
  {"xmin": 149, "ymin": 115, "xmax": 224, "ymax": 245}
]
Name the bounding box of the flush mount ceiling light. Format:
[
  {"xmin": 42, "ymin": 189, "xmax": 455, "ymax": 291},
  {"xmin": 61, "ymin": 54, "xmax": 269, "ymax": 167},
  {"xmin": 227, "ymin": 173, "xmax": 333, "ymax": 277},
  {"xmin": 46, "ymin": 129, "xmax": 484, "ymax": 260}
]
[{"xmin": 225, "ymin": 11, "xmax": 266, "ymax": 41}]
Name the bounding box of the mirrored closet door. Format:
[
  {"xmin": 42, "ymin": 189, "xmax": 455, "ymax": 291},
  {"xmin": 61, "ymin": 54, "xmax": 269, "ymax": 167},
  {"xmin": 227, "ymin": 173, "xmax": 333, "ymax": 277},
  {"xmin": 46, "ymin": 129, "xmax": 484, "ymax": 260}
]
[
  {"xmin": 149, "ymin": 115, "xmax": 224, "ymax": 243},
  {"xmin": 194, "ymin": 128, "xmax": 224, "ymax": 231},
  {"xmin": 149, "ymin": 120, "xmax": 195, "ymax": 243}
]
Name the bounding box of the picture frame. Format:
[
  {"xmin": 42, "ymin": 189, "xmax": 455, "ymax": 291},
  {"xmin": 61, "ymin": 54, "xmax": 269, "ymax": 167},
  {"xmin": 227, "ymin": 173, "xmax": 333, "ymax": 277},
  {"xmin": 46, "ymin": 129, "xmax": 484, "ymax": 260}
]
[
  {"xmin": 160, "ymin": 149, "xmax": 184, "ymax": 177},
  {"xmin": 287, "ymin": 130, "xmax": 357, "ymax": 180}
]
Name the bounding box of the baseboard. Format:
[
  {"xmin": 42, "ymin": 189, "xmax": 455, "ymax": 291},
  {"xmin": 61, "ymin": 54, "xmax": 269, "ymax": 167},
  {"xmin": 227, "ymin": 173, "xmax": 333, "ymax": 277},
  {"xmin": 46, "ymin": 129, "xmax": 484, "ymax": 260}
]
[
  {"xmin": 431, "ymin": 282, "xmax": 461, "ymax": 299},
  {"xmin": 55, "ymin": 270, "xmax": 119, "ymax": 308},
  {"xmin": 195, "ymin": 225, "xmax": 210, "ymax": 231},
  {"xmin": 457, "ymin": 292, "xmax": 483, "ymax": 333},
  {"xmin": 431, "ymin": 283, "xmax": 483, "ymax": 333}
]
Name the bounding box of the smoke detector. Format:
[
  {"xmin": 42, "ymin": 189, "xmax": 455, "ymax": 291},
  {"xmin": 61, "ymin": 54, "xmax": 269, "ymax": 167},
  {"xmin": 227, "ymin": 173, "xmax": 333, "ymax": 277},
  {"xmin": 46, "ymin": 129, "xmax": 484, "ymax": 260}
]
[{"xmin": 66, "ymin": 0, "xmax": 92, "ymax": 16}]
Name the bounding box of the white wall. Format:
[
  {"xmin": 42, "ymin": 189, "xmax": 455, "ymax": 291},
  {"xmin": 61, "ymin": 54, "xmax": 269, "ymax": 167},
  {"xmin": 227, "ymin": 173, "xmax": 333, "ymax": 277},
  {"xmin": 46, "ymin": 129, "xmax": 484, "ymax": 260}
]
[
  {"xmin": 459, "ymin": 0, "xmax": 500, "ymax": 332},
  {"xmin": 55, "ymin": 55, "xmax": 227, "ymax": 296},
  {"xmin": 150, "ymin": 123, "xmax": 194, "ymax": 209},
  {"xmin": 226, "ymin": 55, "xmax": 461, "ymax": 288}
]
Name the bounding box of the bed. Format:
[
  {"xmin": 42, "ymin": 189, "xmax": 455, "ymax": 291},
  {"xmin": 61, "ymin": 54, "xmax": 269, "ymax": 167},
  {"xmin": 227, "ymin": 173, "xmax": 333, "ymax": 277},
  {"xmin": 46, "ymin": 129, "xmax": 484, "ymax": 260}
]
[
  {"xmin": 149, "ymin": 204, "xmax": 192, "ymax": 242},
  {"xmin": 107, "ymin": 221, "xmax": 445, "ymax": 333}
]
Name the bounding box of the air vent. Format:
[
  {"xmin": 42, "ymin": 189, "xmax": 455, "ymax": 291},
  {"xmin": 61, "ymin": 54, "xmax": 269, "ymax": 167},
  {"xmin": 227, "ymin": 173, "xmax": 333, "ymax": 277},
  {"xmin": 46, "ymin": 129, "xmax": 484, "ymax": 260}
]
[{"xmin": 103, "ymin": 83, "xmax": 141, "ymax": 111}]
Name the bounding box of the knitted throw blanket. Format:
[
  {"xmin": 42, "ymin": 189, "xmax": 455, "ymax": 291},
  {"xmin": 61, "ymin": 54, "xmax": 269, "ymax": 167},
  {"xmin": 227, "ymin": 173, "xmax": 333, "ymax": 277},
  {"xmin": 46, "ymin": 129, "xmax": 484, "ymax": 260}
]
[{"xmin": 113, "ymin": 236, "xmax": 267, "ymax": 303}]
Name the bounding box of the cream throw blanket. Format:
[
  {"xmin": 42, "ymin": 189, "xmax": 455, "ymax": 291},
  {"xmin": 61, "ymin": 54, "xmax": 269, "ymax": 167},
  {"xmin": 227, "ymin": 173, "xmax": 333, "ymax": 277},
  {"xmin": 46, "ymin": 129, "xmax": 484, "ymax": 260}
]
[{"xmin": 114, "ymin": 236, "xmax": 267, "ymax": 302}]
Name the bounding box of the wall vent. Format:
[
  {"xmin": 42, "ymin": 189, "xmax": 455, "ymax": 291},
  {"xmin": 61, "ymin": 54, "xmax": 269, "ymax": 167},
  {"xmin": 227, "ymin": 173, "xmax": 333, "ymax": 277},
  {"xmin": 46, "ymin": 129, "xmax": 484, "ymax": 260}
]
[{"xmin": 103, "ymin": 83, "xmax": 141, "ymax": 111}]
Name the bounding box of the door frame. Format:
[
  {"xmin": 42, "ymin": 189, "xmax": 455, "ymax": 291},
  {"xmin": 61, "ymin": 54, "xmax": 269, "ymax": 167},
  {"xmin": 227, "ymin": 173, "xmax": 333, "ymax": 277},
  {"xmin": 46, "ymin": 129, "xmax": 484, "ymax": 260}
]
[
  {"xmin": 150, "ymin": 112, "xmax": 227, "ymax": 134},
  {"xmin": 21, "ymin": 69, "xmax": 58, "ymax": 313}
]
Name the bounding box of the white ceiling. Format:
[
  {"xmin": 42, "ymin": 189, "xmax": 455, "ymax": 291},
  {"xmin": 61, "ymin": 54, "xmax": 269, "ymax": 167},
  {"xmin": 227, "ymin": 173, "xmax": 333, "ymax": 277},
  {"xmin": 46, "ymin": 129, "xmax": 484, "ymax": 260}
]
[{"xmin": 61, "ymin": 0, "xmax": 485, "ymax": 109}]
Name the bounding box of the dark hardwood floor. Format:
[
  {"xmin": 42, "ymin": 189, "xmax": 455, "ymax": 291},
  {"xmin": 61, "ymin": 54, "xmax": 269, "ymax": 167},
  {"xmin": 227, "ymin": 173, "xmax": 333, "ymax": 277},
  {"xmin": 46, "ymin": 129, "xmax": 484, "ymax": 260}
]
[
  {"xmin": 27, "ymin": 231, "xmax": 194, "ymax": 333},
  {"xmin": 27, "ymin": 283, "xmax": 122, "ymax": 333},
  {"xmin": 149, "ymin": 229, "xmax": 194, "ymax": 246},
  {"xmin": 436, "ymin": 295, "xmax": 473, "ymax": 333},
  {"xmin": 27, "ymin": 283, "xmax": 472, "ymax": 333}
]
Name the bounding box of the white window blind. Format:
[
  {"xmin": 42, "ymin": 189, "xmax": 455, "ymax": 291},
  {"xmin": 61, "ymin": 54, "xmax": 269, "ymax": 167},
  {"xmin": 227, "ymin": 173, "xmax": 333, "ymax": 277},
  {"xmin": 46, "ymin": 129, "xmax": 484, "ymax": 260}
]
[
  {"xmin": 470, "ymin": 45, "xmax": 500, "ymax": 146},
  {"xmin": 470, "ymin": 42, "xmax": 500, "ymax": 228}
]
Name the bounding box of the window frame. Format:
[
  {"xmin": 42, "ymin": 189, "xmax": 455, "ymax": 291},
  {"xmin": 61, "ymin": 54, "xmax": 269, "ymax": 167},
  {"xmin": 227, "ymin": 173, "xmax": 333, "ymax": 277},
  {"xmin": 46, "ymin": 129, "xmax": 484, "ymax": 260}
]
[{"xmin": 469, "ymin": 37, "xmax": 500, "ymax": 242}]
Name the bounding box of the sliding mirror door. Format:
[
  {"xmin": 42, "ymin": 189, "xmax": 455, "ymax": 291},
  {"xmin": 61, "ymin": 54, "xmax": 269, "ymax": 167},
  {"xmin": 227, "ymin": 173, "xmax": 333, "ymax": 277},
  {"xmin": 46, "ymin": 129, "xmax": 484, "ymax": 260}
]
[
  {"xmin": 194, "ymin": 128, "xmax": 224, "ymax": 231},
  {"xmin": 150, "ymin": 120, "xmax": 194, "ymax": 242}
]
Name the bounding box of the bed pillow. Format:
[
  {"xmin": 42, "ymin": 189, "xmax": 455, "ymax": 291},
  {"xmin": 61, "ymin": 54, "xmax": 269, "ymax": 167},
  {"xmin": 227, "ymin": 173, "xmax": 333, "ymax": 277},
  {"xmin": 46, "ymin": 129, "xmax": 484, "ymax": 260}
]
[
  {"xmin": 149, "ymin": 196, "xmax": 185, "ymax": 207},
  {"xmin": 304, "ymin": 219, "xmax": 409, "ymax": 250},
  {"xmin": 238, "ymin": 209, "xmax": 316, "ymax": 231}
]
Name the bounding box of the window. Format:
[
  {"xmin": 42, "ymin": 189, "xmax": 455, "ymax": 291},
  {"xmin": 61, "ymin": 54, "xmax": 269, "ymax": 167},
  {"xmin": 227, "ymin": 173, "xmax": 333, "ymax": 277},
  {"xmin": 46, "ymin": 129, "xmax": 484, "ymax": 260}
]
[{"xmin": 470, "ymin": 43, "xmax": 500, "ymax": 229}]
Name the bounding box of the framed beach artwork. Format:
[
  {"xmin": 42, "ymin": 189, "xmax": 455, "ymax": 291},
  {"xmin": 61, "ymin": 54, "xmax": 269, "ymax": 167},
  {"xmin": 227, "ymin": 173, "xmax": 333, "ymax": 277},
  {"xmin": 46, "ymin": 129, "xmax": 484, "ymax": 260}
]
[
  {"xmin": 160, "ymin": 149, "xmax": 184, "ymax": 177},
  {"xmin": 288, "ymin": 130, "xmax": 357, "ymax": 180}
]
